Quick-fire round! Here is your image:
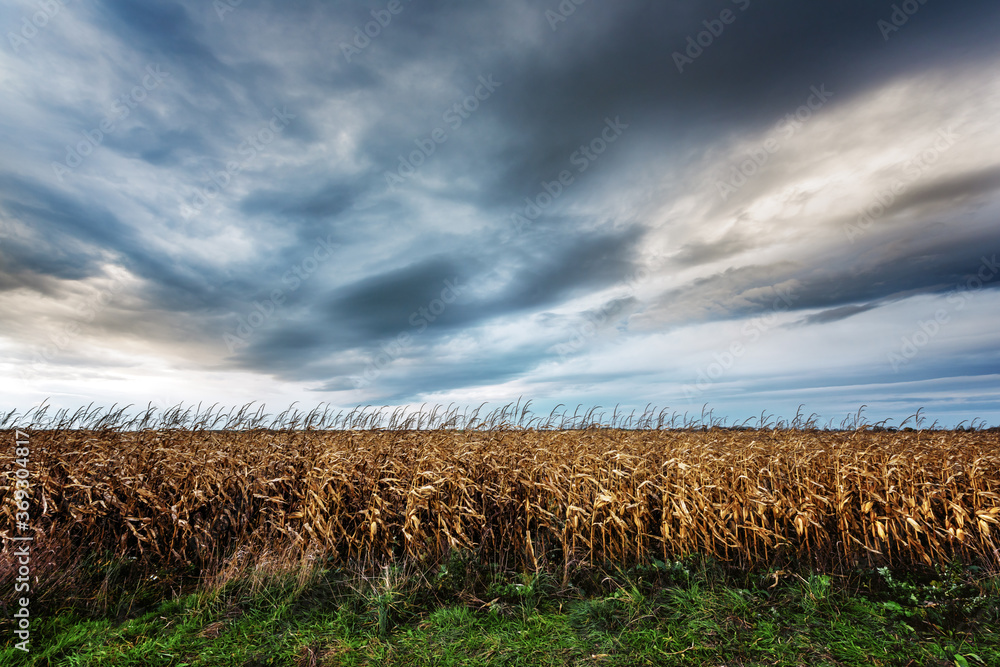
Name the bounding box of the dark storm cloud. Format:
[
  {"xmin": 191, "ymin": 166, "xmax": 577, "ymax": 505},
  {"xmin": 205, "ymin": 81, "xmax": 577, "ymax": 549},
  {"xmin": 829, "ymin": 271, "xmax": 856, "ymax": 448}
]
[
  {"xmin": 645, "ymin": 227, "xmax": 1000, "ymax": 328},
  {"xmin": 324, "ymin": 255, "xmax": 466, "ymax": 339},
  {"xmin": 471, "ymin": 0, "xmax": 1000, "ymax": 206},
  {"xmin": 70, "ymin": 0, "xmax": 329, "ymax": 180},
  {"xmin": 237, "ymin": 180, "xmax": 360, "ymax": 245},
  {"xmin": 0, "ymin": 175, "xmax": 255, "ymax": 317},
  {"xmin": 0, "ymin": 177, "xmax": 141, "ymax": 289},
  {"xmin": 2, "ymin": 0, "xmax": 999, "ymax": 420},
  {"xmin": 492, "ymin": 225, "xmax": 645, "ymax": 311},
  {"xmin": 232, "ymin": 224, "xmax": 645, "ymax": 391},
  {"xmin": 795, "ymin": 303, "xmax": 880, "ymax": 327}
]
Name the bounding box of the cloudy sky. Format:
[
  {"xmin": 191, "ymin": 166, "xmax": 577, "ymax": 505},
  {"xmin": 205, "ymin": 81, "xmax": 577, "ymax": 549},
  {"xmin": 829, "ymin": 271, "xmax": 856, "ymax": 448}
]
[{"xmin": 3, "ymin": 0, "xmax": 1000, "ymax": 427}]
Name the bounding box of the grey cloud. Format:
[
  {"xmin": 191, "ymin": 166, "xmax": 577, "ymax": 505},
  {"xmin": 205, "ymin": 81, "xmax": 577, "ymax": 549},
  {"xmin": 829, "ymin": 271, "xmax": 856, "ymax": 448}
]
[
  {"xmin": 891, "ymin": 165, "xmax": 1000, "ymax": 216},
  {"xmin": 644, "ymin": 227, "xmax": 1000, "ymax": 328},
  {"xmin": 672, "ymin": 236, "xmax": 749, "ymax": 267},
  {"xmin": 230, "ymin": 224, "xmax": 645, "ymax": 391},
  {"xmin": 794, "ymin": 303, "xmax": 880, "ymax": 326}
]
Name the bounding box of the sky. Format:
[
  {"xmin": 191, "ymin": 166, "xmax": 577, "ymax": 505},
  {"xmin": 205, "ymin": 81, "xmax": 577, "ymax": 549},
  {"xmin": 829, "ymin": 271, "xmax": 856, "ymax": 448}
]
[{"xmin": 2, "ymin": 0, "xmax": 1000, "ymax": 428}]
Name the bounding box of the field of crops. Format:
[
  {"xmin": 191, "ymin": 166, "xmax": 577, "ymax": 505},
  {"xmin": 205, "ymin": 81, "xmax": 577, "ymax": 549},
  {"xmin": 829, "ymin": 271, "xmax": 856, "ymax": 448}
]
[{"xmin": 3, "ymin": 410, "xmax": 1000, "ymax": 588}]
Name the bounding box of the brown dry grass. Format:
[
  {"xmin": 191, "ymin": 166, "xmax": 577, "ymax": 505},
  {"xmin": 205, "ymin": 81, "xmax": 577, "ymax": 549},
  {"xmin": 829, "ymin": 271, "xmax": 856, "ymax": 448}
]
[{"xmin": 3, "ymin": 427, "xmax": 999, "ymax": 592}]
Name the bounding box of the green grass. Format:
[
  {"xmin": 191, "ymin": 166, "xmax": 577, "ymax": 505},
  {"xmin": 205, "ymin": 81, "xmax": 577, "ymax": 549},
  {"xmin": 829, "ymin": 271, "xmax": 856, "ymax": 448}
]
[{"xmin": 3, "ymin": 557, "xmax": 998, "ymax": 666}]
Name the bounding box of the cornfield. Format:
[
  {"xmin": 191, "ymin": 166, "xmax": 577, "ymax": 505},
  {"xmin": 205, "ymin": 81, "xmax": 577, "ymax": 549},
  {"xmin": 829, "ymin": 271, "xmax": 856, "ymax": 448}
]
[{"xmin": 3, "ymin": 403, "xmax": 999, "ymax": 582}]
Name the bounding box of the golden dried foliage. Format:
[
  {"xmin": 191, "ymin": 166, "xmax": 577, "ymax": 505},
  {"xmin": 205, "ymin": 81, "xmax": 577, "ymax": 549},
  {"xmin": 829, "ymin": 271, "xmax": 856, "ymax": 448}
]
[{"xmin": 3, "ymin": 428, "xmax": 999, "ymax": 575}]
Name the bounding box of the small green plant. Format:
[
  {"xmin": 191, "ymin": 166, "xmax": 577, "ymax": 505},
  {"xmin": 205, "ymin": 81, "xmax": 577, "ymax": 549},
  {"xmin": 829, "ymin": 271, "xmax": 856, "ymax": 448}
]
[
  {"xmin": 878, "ymin": 562, "xmax": 998, "ymax": 640},
  {"xmin": 568, "ymin": 585, "xmax": 648, "ymax": 633},
  {"xmin": 802, "ymin": 573, "xmax": 832, "ymax": 608},
  {"xmin": 350, "ymin": 564, "xmax": 413, "ymax": 637}
]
